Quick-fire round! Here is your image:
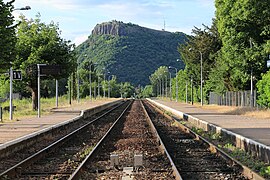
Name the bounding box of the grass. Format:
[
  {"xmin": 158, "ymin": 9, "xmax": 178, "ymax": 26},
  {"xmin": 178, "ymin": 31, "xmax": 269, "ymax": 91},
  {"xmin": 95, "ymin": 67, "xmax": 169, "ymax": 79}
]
[
  {"xmin": 0, "ymin": 96, "xmax": 111, "ymax": 122},
  {"xmin": 189, "ymin": 125, "xmax": 270, "ymax": 178}
]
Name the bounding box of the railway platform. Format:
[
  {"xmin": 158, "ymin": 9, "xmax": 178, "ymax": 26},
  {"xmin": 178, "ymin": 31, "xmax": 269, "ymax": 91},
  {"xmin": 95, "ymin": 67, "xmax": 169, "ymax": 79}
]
[
  {"xmin": 148, "ymin": 98, "xmax": 270, "ymax": 163},
  {"xmin": 150, "ymin": 98, "xmax": 270, "ymax": 146},
  {"xmin": 0, "ymin": 99, "xmax": 120, "ymax": 145}
]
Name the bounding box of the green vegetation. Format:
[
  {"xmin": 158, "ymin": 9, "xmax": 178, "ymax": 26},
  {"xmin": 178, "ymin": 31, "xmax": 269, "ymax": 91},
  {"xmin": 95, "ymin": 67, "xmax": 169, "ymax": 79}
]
[
  {"xmin": 76, "ymin": 21, "xmax": 187, "ymax": 86},
  {"xmin": 147, "ymin": 0, "xmax": 270, "ymax": 106},
  {"xmin": 222, "ymin": 143, "xmax": 270, "ymax": 178},
  {"xmin": 0, "ymin": 95, "xmax": 70, "ymax": 121},
  {"xmin": 14, "ymin": 14, "xmax": 76, "ymax": 110},
  {"xmin": 0, "ymin": 0, "xmax": 16, "ymax": 72},
  {"xmin": 189, "ymin": 125, "xmax": 270, "ymax": 178}
]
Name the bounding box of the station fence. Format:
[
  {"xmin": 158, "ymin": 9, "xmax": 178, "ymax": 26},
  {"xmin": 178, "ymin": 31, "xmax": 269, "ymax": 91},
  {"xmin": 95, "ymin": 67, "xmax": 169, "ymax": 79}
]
[{"xmin": 209, "ymin": 90, "xmax": 258, "ymax": 107}]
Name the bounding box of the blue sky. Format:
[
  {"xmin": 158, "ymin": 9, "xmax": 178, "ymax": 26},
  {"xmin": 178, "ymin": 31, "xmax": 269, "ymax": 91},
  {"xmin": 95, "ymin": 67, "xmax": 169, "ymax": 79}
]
[{"xmin": 9, "ymin": 0, "xmax": 215, "ymax": 45}]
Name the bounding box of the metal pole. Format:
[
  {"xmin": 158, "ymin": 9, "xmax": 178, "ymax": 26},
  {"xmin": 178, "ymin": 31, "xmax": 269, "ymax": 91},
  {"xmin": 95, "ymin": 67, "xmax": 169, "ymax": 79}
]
[
  {"xmin": 165, "ymin": 74, "xmax": 168, "ymax": 98},
  {"xmin": 251, "ymin": 69, "xmax": 253, "ymax": 107},
  {"xmin": 37, "ymin": 65, "xmax": 41, "ymax": 118},
  {"xmin": 56, "ymin": 79, "xmax": 58, "ymax": 107},
  {"xmin": 94, "ymin": 82, "xmax": 97, "ymax": 99},
  {"xmin": 89, "ymin": 63, "xmax": 92, "ymax": 101},
  {"xmin": 159, "ymin": 78, "xmax": 161, "ymax": 97},
  {"xmin": 200, "ymin": 51, "xmax": 203, "ymax": 106},
  {"xmin": 191, "ymin": 78, "xmax": 193, "ymax": 105},
  {"xmin": 9, "ymin": 67, "xmax": 13, "ymax": 120},
  {"xmin": 108, "ymin": 82, "xmax": 110, "ymax": 98},
  {"xmin": 175, "ymin": 69, "xmax": 178, "ymax": 102},
  {"xmin": 108, "ymin": 75, "xmax": 112, "ymax": 98},
  {"xmin": 186, "ymin": 80, "xmax": 188, "ymax": 103},
  {"xmin": 69, "ymin": 77, "xmax": 71, "ymax": 105},
  {"xmin": 169, "ymin": 72, "xmax": 172, "ymax": 101},
  {"xmin": 156, "ymin": 82, "xmax": 158, "ymax": 97},
  {"xmin": 77, "ymin": 66, "xmax": 80, "ymax": 103},
  {"xmin": 161, "ymin": 77, "xmax": 164, "ymax": 98},
  {"xmin": 103, "ymin": 73, "xmax": 106, "ymax": 98},
  {"xmin": 98, "ymin": 76, "xmax": 100, "ymax": 98},
  {"xmin": 250, "ymin": 38, "xmax": 253, "ymax": 108}
]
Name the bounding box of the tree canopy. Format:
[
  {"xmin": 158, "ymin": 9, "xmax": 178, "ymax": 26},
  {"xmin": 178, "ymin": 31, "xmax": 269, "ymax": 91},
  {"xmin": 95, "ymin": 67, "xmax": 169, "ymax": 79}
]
[
  {"xmin": 14, "ymin": 14, "xmax": 76, "ymax": 109},
  {"xmin": 0, "ymin": 0, "xmax": 16, "ymax": 71}
]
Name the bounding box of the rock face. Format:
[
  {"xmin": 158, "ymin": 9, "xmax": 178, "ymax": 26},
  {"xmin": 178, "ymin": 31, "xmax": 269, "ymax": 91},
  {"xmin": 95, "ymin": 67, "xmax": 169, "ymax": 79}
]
[{"xmin": 92, "ymin": 21, "xmax": 127, "ymax": 36}]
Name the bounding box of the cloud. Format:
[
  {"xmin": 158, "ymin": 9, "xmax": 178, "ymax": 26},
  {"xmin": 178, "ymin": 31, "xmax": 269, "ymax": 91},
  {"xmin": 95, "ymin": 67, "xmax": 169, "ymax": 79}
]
[{"xmin": 73, "ymin": 34, "xmax": 89, "ymax": 46}]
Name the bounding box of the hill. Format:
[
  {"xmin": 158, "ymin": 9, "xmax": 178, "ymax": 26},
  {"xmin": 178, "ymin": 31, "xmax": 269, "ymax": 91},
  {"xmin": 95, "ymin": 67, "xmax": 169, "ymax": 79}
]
[{"xmin": 76, "ymin": 20, "xmax": 187, "ymax": 86}]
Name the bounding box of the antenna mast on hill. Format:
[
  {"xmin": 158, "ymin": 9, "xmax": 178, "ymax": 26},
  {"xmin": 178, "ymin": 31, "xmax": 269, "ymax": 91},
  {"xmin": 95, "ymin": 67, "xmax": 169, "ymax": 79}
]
[{"xmin": 163, "ymin": 20, "xmax": 166, "ymax": 31}]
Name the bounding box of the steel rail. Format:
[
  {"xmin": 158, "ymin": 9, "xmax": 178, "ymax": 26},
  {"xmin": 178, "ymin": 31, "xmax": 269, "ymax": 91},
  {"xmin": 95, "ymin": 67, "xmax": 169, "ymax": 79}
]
[
  {"xmin": 146, "ymin": 99, "xmax": 264, "ymax": 180},
  {"xmin": 68, "ymin": 100, "xmax": 133, "ymax": 179},
  {"xmin": 140, "ymin": 100, "xmax": 183, "ymax": 180},
  {"xmin": 0, "ymin": 100, "xmax": 129, "ymax": 178}
]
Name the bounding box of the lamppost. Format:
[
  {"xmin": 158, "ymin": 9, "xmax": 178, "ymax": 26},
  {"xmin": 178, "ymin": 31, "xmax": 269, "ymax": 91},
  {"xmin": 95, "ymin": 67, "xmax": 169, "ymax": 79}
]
[
  {"xmin": 249, "ymin": 38, "xmax": 254, "ymax": 107},
  {"xmin": 191, "ymin": 77, "xmax": 194, "ymax": 105},
  {"xmin": 186, "ymin": 80, "xmax": 188, "ymax": 103},
  {"xmin": 9, "ymin": 6, "xmax": 31, "ymax": 120},
  {"xmin": 108, "ymin": 75, "xmax": 113, "ymax": 98},
  {"xmin": 169, "ymin": 72, "xmax": 172, "ymax": 101},
  {"xmin": 169, "ymin": 66, "xmax": 178, "ymax": 102},
  {"xmin": 102, "ymin": 68, "xmax": 109, "ymax": 98},
  {"xmin": 165, "ymin": 72, "xmax": 168, "ymax": 98},
  {"xmin": 77, "ymin": 61, "xmax": 80, "ymax": 103},
  {"xmin": 103, "ymin": 68, "xmax": 110, "ymax": 98},
  {"xmin": 190, "ymin": 48, "xmax": 203, "ymax": 106},
  {"xmin": 97, "ymin": 75, "xmax": 100, "ymax": 98},
  {"xmin": 89, "ymin": 61, "xmax": 97, "ymax": 101}
]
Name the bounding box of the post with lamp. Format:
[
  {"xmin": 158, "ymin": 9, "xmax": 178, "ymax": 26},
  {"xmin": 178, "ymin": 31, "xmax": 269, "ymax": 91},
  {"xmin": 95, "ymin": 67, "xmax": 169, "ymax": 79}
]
[
  {"xmin": 9, "ymin": 5, "xmax": 31, "ymax": 120},
  {"xmin": 189, "ymin": 48, "xmax": 203, "ymax": 106},
  {"xmin": 169, "ymin": 71, "xmax": 172, "ymax": 101},
  {"xmin": 169, "ymin": 66, "xmax": 178, "ymax": 102},
  {"xmin": 89, "ymin": 61, "xmax": 97, "ymax": 101},
  {"xmin": 108, "ymin": 75, "xmax": 113, "ymax": 98},
  {"xmin": 191, "ymin": 77, "xmax": 193, "ymax": 105}
]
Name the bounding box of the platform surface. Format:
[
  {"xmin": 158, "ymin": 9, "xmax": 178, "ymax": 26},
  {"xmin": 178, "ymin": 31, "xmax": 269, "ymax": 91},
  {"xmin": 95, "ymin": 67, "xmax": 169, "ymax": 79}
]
[
  {"xmin": 153, "ymin": 99, "xmax": 270, "ymax": 146},
  {"xmin": 0, "ymin": 99, "xmax": 119, "ymax": 145}
]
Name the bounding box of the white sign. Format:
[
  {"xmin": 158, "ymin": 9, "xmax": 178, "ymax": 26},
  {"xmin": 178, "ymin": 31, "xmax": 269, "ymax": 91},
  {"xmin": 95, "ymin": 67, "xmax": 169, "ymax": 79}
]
[{"xmin": 267, "ymin": 60, "xmax": 270, "ymax": 68}]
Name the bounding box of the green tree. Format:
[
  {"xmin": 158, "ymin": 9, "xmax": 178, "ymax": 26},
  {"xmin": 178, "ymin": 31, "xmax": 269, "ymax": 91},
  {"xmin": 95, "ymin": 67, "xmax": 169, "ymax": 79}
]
[
  {"xmin": 149, "ymin": 66, "xmax": 169, "ymax": 97},
  {"xmin": 0, "ymin": 0, "xmax": 16, "ymax": 72},
  {"xmin": 178, "ymin": 19, "xmax": 222, "ymax": 102},
  {"xmin": 141, "ymin": 85, "xmax": 153, "ymax": 98},
  {"xmin": 215, "ymin": 0, "xmax": 270, "ymax": 91},
  {"xmin": 257, "ymin": 70, "xmax": 270, "ymax": 107},
  {"xmin": 119, "ymin": 82, "xmax": 134, "ymax": 98},
  {"xmin": 14, "ymin": 14, "xmax": 76, "ymax": 110}
]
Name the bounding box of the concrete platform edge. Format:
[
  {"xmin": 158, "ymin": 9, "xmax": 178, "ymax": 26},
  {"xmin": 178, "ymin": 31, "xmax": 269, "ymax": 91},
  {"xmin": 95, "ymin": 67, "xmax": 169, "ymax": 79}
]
[
  {"xmin": 147, "ymin": 98, "xmax": 270, "ymax": 163},
  {"xmin": 0, "ymin": 99, "xmax": 123, "ymax": 152}
]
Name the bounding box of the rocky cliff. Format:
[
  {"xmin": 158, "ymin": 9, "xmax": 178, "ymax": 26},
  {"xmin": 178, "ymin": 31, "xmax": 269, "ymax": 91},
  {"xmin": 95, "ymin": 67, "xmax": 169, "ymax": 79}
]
[
  {"xmin": 92, "ymin": 21, "xmax": 127, "ymax": 36},
  {"xmin": 91, "ymin": 20, "xmax": 171, "ymax": 37}
]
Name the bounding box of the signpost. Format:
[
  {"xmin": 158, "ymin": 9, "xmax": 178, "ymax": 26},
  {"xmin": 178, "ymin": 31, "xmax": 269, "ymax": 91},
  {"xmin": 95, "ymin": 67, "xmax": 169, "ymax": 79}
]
[
  {"xmin": 37, "ymin": 64, "xmax": 62, "ymax": 118},
  {"xmin": 9, "ymin": 69, "xmax": 22, "ymax": 120}
]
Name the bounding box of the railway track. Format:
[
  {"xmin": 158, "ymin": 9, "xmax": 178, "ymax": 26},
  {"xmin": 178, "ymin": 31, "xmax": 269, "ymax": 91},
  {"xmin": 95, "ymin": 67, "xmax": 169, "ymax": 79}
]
[
  {"xmin": 142, "ymin": 100, "xmax": 253, "ymax": 179},
  {"xmin": 69, "ymin": 100, "xmax": 179, "ymax": 179},
  {"xmin": 0, "ymin": 100, "xmax": 131, "ymax": 179},
  {"xmin": 0, "ymin": 101, "xmax": 124, "ymax": 174},
  {"xmin": 0, "ymin": 99, "xmax": 261, "ymax": 179}
]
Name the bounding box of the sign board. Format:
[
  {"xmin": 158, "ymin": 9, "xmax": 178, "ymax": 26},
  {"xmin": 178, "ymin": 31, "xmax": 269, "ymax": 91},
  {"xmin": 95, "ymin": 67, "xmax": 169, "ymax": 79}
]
[
  {"xmin": 40, "ymin": 65, "xmax": 62, "ymax": 76},
  {"xmin": 13, "ymin": 70, "xmax": 22, "ymax": 80},
  {"xmin": 267, "ymin": 60, "xmax": 270, "ymax": 68}
]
